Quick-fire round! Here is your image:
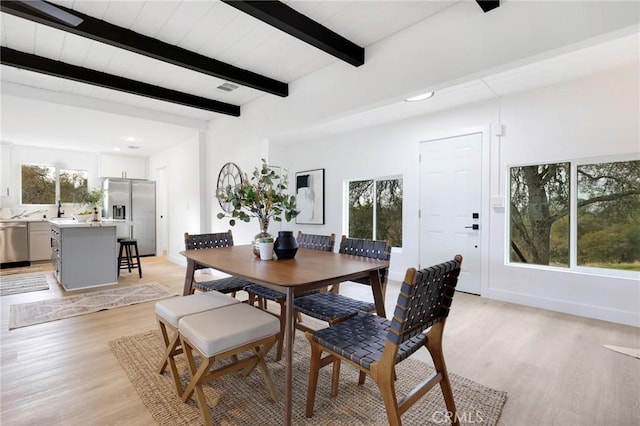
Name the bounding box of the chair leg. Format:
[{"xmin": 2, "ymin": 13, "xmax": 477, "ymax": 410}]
[
  {"xmin": 426, "ymin": 322, "xmax": 459, "ymax": 426},
  {"xmin": 157, "ymin": 320, "xmax": 184, "ymax": 396},
  {"xmin": 275, "ymin": 300, "xmax": 286, "ymax": 361},
  {"xmin": 305, "ymin": 339, "xmax": 322, "ymax": 418},
  {"xmin": 375, "ymin": 371, "xmax": 402, "ymax": 426},
  {"xmin": 331, "ymin": 359, "xmax": 341, "ymax": 397}
]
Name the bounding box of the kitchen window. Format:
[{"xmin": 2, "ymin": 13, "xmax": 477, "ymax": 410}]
[
  {"xmin": 509, "ymin": 157, "xmax": 639, "ymax": 273},
  {"xmin": 21, "ymin": 164, "xmax": 88, "ymax": 205},
  {"xmin": 347, "ymin": 177, "xmax": 403, "ymax": 247}
]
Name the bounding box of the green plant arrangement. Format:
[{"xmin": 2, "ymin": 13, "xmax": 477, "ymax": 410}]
[
  {"xmin": 216, "ymin": 159, "xmax": 298, "ymax": 251},
  {"xmin": 78, "ymin": 187, "xmax": 105, "ymax": 215}
]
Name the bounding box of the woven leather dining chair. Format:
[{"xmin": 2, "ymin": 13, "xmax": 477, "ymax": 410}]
[
  {"xmin": 184, "ymin": 231, "xmax": 253, "ymax": 296},
  {"xmin": 293, "ymin": 236, "xmax": 392, "ymax": 331},
  {"xmin": 245, "ymin": 231, "xmax": 336, "ymax": 361},
  {"xmin": 305, "ymin": 255, "xmax": 463, "ymax": 426}
]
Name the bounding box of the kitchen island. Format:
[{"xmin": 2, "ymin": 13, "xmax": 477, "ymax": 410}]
[{"xmin": 50, "ymin": 219, "xmax": 119, "ymax": 290}]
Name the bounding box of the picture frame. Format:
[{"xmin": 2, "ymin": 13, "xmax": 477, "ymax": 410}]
[{"xmin": 295, "ymin": 168, "xmax": 325, "ymax": 225}]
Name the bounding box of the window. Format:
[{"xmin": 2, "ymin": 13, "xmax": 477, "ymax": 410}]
[
  {"xmin": 59, "ymin": 169, "xmax": 88, "ymax": 203},
  {"xmin": 509, "ymin": 158, "xmax": 639, "ymax": 272},
  {"xmin": 347, "ymin": 177, "xmax": 402, "ymax": 247},
  {"xmin": 577, "ymin": 160, "xmax": 640, "ymax": 270},
  {"xmin": 21, "ymin": 164, "xmax": 56, "ymax": 205},
  {"xmin": 21, "ymin": 164, "xmax": 88, "ymax": 205}
]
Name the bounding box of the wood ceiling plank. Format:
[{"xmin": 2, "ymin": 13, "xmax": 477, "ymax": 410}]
[
  {"xmin": 83, "ymin": 40, "xmax": 116, "ymax": 71},
  {"xmin": 34, "ymin": 24, "xmax": 66, "ymax": 59},
  {"xmin": 59, "ymin": 32, "xmax": 92, "ymax": 66},
  {"xmin": 158, "ymin": 1, "xmax": 215, "ymax": 45},
  {"xmin": 101, "ymin": 1, "xmax": 144, "ymax": 30},
  {"xmin": 2, "ymin": 13, "xmax": 36, "ymax": 53},
  {"xmin": 131, "ymin": 1, "xmax": 180, "ymax": 38}
]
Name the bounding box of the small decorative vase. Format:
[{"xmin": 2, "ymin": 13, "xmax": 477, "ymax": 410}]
[
  {"xmin": 258, "ymin": 242, "xmax": 274, "ymax": 260},
  {"xmin": 252, "ymin": 218, "xmax": 271, "ymax": 257},
  {"xmin": 274, "ymin": 231, "xmax": 298, "ymax": 259}
]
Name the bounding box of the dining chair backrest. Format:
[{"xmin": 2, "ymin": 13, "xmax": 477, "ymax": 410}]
[
  {"xmin": 297, "ymin": 231, "xmax": 336, "ymax": 252},
  {"xmin": 338, "ymin": 236, "xmax": 392, "ymax": 286},
  {"xmin": 387, "ymin": 254, "xmax": 462, "ymax": 347},
  {"xmin": 184, "ymin": 230, "xmax": 235, "ymax": 271}
]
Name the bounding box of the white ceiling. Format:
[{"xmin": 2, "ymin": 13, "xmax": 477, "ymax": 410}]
[{"xmin": 0, "ymin": 1, "xmax": 638, "ymax": 156}]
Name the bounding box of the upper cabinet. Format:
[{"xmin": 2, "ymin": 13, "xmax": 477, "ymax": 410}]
[{"xmin": 100, "ymin": 155, "xmax": 146, "ymax": 179}]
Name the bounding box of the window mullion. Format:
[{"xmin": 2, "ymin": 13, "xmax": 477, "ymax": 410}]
[{"xmin": 569, "ymin": 162, "xmax": 577, "ymax": 268}]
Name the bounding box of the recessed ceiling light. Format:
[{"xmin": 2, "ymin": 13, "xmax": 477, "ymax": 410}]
[
  {"xmin": 405, "ymin": 91, "xmax": 435, "ymax": 102},
  {"xmin": 124, "ymin": 136, "xmax": 137, "ymax": 142},
  {"xmin": 113, "ymin": 147, "xmax": 121, "ymax": 152}
]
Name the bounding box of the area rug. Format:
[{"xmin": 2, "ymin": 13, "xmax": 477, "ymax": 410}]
[
  {"xmin": 110, "ymin": 330, "xmax": 508, "ymax": 425},
  {"xmin": 9, "ymin": 283, "xmax": 176, "ymax": 329},
  {"xmin": 0, "ymin": 271, "xmax": 49, "ymax": 296},
  {"xmin": 0, "ymin": 266, "xmax": 43, "ymax": 276}
]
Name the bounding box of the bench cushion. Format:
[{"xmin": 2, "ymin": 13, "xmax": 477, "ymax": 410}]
[
  {"xmin": 179, "ymin": 304, "xmax": 280, "ymax": 357},
  {"xmin": 155, "ymin": 291, "xmax": 240, "ymax": 328}
]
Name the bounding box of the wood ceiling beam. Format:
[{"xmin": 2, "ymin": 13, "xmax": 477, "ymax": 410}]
[
  {"xmin": 0, "ymin": 47, "xmax": 241, "ymax": 117},
  {"xmin": 476, "ymin": 1, "xmax": 500, "ymax": 13},
  {"xmin": 222, "ymin": 0, "xmax": 365, "ymax": 67},
  {"xmin": 1, "ymin": 0, "xmax": 288, "ymax": 97}
]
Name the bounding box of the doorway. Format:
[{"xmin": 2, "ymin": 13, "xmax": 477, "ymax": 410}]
[
  {"xmin": 156, "ymin": 166, "xmax": 168, "ymax": 256},
  {"xmin": 419, "ymin": 133, "xmax": 482, "ymax": 294}
]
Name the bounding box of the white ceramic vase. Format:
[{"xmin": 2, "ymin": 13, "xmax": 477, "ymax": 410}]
[{"xmin": 258, "ymin": 242, "xmax": 274, "ymax": 260}]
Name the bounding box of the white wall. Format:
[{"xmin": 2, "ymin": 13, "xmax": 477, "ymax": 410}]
[
  {"xmin": 280, "ymin": 64, "xmax": 639, "ymax": 326},
  {"xmin": 149, "ymin": 133, "xmax": 202, "ymax": 266}
]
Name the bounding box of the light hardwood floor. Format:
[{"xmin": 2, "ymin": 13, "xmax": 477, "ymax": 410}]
[{"xmin": 1, "ymin": 257, "xmax": 638, "ymax": 425}]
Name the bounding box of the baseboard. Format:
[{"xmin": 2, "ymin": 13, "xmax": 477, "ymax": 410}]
[{"xmin": 485, "ymin": 288, "xmax": 640, "ymax": 327}]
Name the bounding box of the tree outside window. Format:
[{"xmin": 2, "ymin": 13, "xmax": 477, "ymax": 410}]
[
  {"xmin": 577, "ymin": 160, "xmax": 640, "ymax": 270},
  {"xmin": 509, "ymin": 158, "xmax": 639, "ymax": 272},
  {"xmin": 348, "ymin": 178, "xmax": 402, "ymax": 247},
  {"xmin": 60, "ymin": 169, "xmax": 88, "ymax": 203},
  {"xmin": 21, "ymin": 164, "xmax": 56, "ymax": 204},
  {"xmin": 21, "ymin": 164, "xmax": 88, "ymax": 205}
]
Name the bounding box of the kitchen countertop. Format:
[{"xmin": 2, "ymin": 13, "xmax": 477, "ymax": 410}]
[
  {"xmin": 0, "ymin": 218, "xmax": 126, "ymax": 226},
  {"xmin": 49, "ymin": 218, "xmax": 124, "ymax": 228}
]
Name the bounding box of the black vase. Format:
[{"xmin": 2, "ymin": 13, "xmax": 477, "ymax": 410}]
[{"xmin": 274, "ymin": 231, "xmax": 298, "ymax": 259}]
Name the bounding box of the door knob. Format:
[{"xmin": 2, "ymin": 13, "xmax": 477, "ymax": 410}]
[{"xmin": 465, "ymin": 224, "xmax": 479, "ymax": 230}]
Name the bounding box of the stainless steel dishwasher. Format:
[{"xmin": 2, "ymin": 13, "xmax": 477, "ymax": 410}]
[{"xmin": 0, "ymin": 221, "xmax": 29, "ymax": 265}]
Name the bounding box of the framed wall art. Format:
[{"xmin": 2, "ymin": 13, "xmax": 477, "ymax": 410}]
[{"xmin": 295, "ymin": 168, "xmax": 325, "ymax": 225}]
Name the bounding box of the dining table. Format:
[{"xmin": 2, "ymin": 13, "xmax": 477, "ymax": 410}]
[{"xmin": 181, "ymin": 244, "xmax": 389, "ymax": 426}]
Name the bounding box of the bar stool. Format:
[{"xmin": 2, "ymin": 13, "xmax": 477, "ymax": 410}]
[
  {"xmin": 118, "ymin": 238, "xmax": 142, "ymax": 278},
  {"xmin": 155, "ymin": 291, "xmax": 240, "ymax": 396}
]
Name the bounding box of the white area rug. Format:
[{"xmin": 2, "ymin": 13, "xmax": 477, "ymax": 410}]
[
  {"xmin": 0, "ymin": 271, "xmax": 49, "ymax": 296},
  {"xmin": 9, "ymin": 282, "xmax": 176, "ymax": 329}
]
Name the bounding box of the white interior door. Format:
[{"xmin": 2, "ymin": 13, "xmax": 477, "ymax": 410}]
[
  {"xmin": 157, "ymin": 166, "xmax": 168, "ymax": 256},
  {"xmin": 419, "ymin": 133, "xmax": 482, "ymax": 294}
]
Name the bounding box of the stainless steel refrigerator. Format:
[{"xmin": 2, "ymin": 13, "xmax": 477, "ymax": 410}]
[{"xmin": 102, "ymin": 179, "xmax": 156, "ymax": 256}]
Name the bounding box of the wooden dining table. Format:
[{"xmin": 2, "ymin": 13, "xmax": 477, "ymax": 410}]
[{"xmin": 181, "ymin": 245, "xmax": 389, "ymax": 426}]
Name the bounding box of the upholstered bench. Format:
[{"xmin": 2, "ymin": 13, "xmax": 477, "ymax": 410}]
[
  {"xmin": 178, "ymin": 303, "xmax": 280, "ymax": 426},
  {"xmin": 155, "ymin": 291, "xmax": 240, "ymax": 395}
]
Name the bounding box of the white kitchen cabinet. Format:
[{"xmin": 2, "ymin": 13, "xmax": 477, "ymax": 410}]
[
  {"xmin": 100, "ymin": 154, "xmax": 146, "ymax": 179},
  {"xmin": 28, "ymin": 221, "xmax": 51, "ymax": 261},
  {"xmin": 50, "ymin": 222, "xmax": 117, "ymax": 290}
]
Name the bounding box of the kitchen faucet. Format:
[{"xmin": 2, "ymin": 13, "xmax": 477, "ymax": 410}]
[{"xmin": 57, "ymin": 200, "xmax": 64, "ymax": 218}]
